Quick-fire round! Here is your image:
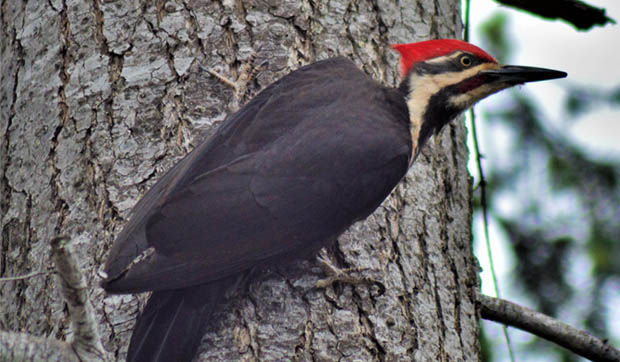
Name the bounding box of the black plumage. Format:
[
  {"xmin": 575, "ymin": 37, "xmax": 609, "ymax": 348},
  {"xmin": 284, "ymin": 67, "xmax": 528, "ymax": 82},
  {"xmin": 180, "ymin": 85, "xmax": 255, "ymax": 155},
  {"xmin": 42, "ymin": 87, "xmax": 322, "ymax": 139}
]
[
  {"xmin": 103, "ymin": 57, "xmax": 412, "ymax": 361},
  {"xmin": 102, "ymin": 38, "xmax": 568, "ymax": 361}
]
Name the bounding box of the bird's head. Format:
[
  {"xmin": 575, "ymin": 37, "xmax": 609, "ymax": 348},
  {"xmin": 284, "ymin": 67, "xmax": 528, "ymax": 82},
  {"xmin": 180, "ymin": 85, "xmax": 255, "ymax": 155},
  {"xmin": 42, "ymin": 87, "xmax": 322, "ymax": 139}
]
[{"xmin": 392, "ymin": 39, "xmax": 566, "ymax": 156}]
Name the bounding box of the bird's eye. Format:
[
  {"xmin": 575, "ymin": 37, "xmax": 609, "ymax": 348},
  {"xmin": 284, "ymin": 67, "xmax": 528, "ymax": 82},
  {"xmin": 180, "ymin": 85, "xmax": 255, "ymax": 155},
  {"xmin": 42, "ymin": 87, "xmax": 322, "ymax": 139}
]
[{"xmin": 460, "ymin": 56, "xmax": 472, "ymax": 67}]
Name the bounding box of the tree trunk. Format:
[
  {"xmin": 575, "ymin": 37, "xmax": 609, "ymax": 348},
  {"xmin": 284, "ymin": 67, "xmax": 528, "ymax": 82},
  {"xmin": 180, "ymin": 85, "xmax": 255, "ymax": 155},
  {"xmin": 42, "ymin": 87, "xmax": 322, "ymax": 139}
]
[{"xmin": 0, "ymin": 0, "xmax": 479, "ymax": 361}]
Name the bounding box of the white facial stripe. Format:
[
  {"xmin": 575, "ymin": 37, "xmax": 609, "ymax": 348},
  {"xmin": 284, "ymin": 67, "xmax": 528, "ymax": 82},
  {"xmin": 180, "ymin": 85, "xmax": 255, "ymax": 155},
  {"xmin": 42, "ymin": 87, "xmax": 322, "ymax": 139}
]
[
  {"xmin": 424, "ymin": 51, "xmax": 464, "ymax": 64},
  {"xmin": 449, "ymin": 82, "xmax": 508, "ymax": 108},
  {"xmin": 405, "ymin": 62, "xmax": 499, "ymax": 158},
  {"xmin": 406, "ymin": 62, "xmax": 498, "ymax": 123}
]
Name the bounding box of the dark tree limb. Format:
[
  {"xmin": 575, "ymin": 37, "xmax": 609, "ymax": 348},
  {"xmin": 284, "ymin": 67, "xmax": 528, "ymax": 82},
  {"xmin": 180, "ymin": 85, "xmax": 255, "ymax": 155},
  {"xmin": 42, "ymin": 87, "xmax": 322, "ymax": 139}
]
[
  {"xmin": 480, "ymin": 294, "xmax": 620, "ymax": 362},
  {"xmin": 495, "ymin": 0, "xmax": 615, "ymax": 30}
]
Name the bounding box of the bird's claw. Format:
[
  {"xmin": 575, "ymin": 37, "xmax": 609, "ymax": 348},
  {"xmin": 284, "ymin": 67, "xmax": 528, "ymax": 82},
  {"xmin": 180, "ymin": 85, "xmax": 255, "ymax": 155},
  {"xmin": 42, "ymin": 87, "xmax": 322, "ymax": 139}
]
[
  {"xmin": 200, "ymin": 54, "xmax": 268, "ymax": 111},
  {"xmin": 313, "ymin": 251, "xmax": 375, "ymax": 289}
]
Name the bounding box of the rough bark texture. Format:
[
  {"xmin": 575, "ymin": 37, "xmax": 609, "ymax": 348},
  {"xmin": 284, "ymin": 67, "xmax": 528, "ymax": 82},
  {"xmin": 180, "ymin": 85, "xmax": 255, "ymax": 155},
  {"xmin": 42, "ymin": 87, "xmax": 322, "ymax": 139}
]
[{"xmin": 0, "ymin": 0, "xmax": 478, "ymax": 361}]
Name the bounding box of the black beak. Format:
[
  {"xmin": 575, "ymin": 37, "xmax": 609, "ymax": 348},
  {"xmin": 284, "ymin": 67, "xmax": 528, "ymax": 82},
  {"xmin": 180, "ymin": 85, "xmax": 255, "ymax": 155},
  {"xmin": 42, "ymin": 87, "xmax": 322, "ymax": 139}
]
[{"xmin": 482, "ymin": 65, "xmax": 567, "ymax": 84}]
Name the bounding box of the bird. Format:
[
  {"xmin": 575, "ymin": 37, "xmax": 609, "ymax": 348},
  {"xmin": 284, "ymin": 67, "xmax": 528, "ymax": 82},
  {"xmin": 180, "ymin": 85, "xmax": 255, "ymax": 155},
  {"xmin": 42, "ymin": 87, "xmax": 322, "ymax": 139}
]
[{"xmin": 101, "ymin": 39, "xmax": 566, "ymax": 362}]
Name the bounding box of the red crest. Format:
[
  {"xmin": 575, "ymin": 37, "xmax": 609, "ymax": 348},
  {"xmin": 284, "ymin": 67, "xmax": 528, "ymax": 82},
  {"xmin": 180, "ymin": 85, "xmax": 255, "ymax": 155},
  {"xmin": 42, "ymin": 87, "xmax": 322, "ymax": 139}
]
[{"xmin": 392, "ymin": 39, "xmax": 497, "ymax": 77}]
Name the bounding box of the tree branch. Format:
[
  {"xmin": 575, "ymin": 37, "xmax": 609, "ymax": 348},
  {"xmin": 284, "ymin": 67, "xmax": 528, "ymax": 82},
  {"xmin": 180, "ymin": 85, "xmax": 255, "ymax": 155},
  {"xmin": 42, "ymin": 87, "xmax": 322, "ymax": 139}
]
[
  {"xmin": 0, "ymin": 269, "xmax": 54, "ymax": 282},
  {"xmin": 50, "ymin": 236, "xmax": 108, "ymax": 361},
  {"xmin": 480, "ymin": 294, "xmax": 620, "ymax": 362},
  {"xmin": 0, "ymin": 237, "xmax": 109, "ymax": 361}
]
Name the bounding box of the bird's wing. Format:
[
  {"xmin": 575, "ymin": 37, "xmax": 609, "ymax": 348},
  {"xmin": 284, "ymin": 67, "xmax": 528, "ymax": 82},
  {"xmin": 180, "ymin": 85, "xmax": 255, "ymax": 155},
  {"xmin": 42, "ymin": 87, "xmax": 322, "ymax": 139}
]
[
  {"xmin": 103, "ymin": 58, "xmax": 354, "ymax": 281},
  {"xmin": 103, "ymin": 58, "xmax": 411, "ymax": 293}
]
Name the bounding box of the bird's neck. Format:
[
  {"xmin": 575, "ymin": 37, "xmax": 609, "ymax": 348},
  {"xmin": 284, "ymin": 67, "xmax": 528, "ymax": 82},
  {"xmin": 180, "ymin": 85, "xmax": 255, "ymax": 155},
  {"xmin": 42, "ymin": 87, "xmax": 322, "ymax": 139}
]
[{"xmin": 398, "ymin": 72, "xmax": 460, "ymax": 160}]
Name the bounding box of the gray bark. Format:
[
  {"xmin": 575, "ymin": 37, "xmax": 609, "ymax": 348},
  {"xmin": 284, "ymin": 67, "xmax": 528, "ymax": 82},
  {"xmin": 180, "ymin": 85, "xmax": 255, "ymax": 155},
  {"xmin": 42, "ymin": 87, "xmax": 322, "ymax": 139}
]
[{"xmin": 0, "ymin": 0, "xmax": 479, "ymax": 361}]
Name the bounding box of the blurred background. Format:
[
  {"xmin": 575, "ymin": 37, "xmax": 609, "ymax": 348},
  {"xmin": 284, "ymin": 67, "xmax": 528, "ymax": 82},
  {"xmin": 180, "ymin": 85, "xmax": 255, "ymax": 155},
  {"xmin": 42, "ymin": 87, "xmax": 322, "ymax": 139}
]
[{"xmin": 462, "ymin": 1, "xmax": 620, "ymax": 361}]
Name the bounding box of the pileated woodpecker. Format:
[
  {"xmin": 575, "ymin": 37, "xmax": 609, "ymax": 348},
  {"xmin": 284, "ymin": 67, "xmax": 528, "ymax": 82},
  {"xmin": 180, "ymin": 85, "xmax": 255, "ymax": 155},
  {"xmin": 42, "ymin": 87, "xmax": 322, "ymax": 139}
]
[{"xmin": 102, "ymin": 39, "xmax": 566, "ymax": 362}]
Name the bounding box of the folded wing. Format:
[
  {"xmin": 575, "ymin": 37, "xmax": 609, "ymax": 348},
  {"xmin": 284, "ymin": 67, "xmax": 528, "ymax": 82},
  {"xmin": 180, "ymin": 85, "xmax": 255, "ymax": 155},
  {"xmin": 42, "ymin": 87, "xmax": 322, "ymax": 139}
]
[{"xmin": 103, "ymin": 57, "xmax": 411, "ymax": 293}]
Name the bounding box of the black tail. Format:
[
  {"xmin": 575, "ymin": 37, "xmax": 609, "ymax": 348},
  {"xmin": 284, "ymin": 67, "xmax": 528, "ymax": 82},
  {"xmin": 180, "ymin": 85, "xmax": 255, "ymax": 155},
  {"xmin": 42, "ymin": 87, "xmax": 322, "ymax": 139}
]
[{"xmin": 126, "ymin": 278, "xmax": 233, "ymax": 362}]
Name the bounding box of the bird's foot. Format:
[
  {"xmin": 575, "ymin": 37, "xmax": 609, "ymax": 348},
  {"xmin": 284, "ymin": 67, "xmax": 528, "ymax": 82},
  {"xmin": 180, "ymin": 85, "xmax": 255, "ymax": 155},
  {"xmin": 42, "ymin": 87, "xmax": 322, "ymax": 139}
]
[
  {"xmin": 313, "ymin": 250, "xmax": 375, "ymax": 289},
  {"xmin": 201, "ymin": 54, "xmax": 267, "ymax": 111}
]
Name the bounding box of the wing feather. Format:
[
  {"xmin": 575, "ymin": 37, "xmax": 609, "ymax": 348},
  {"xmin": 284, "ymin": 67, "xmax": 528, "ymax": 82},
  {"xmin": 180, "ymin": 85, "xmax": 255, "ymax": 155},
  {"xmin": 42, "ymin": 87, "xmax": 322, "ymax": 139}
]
[{"xmin": 103, "ymin": 57, "xmax": 411, "ymax": 293}]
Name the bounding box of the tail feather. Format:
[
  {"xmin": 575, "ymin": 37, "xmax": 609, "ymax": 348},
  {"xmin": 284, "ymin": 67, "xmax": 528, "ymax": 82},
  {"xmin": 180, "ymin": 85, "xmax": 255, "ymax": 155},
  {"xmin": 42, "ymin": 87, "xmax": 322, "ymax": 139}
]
[{"xmin": 126, "ymin": 279, "xmax": 232, "ymax": 362}]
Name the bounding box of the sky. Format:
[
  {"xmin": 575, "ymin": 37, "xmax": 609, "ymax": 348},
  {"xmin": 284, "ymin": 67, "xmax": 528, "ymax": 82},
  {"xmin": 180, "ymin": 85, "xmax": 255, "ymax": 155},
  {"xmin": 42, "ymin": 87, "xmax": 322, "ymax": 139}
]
[
  {"xmin": 469, "ymin": 0, "xmax": 620, "ymax": 158},
  {"xmin": 465, "ymin": 1, "xmax": 620, "ymax": 361}
]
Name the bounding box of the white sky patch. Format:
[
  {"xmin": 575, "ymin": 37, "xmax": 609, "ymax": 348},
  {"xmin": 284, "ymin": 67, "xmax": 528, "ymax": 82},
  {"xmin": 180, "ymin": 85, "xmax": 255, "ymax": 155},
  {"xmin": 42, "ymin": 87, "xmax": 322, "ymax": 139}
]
[
  {"xmin": 569, "ymin": 107, "xmax": 620, "ymax": 158},
  {"xmin": 602, "ymin": 277, "xmax": 620, "ymax": 341},
  {"xmin": 469, "ymin": 0, "xmax": 620, "ymax": 156},
  {"xmin": 473, "ymin": 210, "xmax": 515, "ymax": 297}
]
